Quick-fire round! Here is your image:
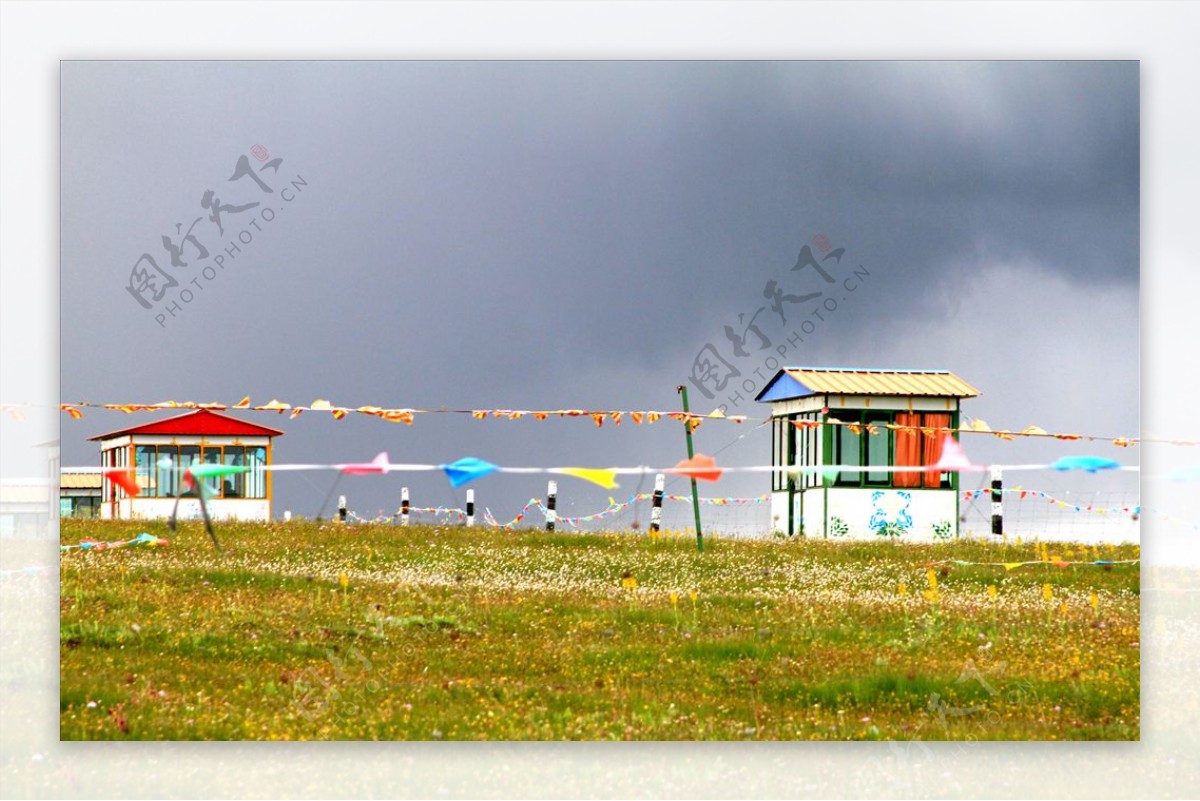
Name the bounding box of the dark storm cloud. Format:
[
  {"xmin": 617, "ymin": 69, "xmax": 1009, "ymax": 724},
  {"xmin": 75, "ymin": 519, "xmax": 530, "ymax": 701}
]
[{"xmin": 60, "ymin": 61, "xmax": 1138, "ymax": 517}]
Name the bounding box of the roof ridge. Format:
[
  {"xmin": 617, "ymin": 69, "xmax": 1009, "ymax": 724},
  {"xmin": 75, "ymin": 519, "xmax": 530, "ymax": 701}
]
[
  {"xmin": 87, "ymin": 408, "xmax": 285, "ymax": 440},
  {"xmin": 784, "ymin": 366, "xmax": 951, "ymax": 373}
]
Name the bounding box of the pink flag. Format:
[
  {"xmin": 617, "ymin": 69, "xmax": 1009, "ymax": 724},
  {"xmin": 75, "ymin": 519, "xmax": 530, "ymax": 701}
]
[
  {"xmin": 935, "ymin": 435, "xmax": 977, "ymax": 471},
  {"xmin": 341, "ymin": 452, "xmax": 390, "ymax": 475}
]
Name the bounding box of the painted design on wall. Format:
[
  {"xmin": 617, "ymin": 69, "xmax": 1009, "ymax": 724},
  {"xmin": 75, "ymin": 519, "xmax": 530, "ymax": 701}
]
[
  {"xmin": 932, "ymin": 520, "xmax": 954, "ymax": 540},
  {"xmin": 828, "ymin": 516, "xmax": 849, "ymax": 538},
  {"xmin": 869, "ymin": 491, "xmax": 913, "ymax": 535}
]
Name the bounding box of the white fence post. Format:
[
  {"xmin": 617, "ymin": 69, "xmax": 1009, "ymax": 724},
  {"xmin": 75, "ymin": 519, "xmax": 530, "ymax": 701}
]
[
  {"xmin": 466, "ymin": 489, "xmax": 475, "ymax": 527},
  {"xmin": 650, "ymin": 473, "xmax": 665, "ymax": 533},
  {"xmin": 990, "ymin": 467, "xmax": 1003, "ymax": 537},
  {"xmin": 546, "ymin": 480, "xmax": 558, "ymax": 531}
]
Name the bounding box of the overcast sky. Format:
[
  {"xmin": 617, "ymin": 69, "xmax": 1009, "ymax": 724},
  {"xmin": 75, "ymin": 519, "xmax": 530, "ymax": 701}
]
[{"xmin": 59, "ymin": 61, "xmax": 1139, "ymax": 520}]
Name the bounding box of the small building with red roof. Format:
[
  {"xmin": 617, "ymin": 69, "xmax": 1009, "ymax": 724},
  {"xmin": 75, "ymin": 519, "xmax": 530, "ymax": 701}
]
[{"xmin": 88, "ymin": 409, "xmax": 283, "ymax": 521}]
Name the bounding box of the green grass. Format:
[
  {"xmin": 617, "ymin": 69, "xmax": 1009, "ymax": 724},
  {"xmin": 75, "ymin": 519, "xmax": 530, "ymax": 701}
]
[{"xmin": 59, "ymin": 519, "xmax": 1139, "ymax": 740}]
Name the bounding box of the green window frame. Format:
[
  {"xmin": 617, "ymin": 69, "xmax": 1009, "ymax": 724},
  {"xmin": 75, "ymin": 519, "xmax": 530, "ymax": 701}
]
[{"xmin": 826, "ymin": 409, "xmax": 958, "ymax": 490}]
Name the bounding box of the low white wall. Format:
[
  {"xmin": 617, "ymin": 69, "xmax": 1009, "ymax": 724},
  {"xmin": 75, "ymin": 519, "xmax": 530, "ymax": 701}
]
[
  {"xmin": 775, "ymin": 487, "xmax": 958, "ymax": 540},
  {"xmin": 106, "ymin": 498, "xmax": 270, "ymax": 522},
  {"xmin": 826, "ymin": 487, "xmax": 957, "ymax": 540}
]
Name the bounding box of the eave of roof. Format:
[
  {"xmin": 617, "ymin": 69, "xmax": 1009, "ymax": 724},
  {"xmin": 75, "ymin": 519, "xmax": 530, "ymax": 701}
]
[
  {"xmin": 755, "ymin": 367, "xmax": 981, "ymax": 402},
  {"xmin": 87, "ymin": 408, "xmax": 285, "ymax": 441}
]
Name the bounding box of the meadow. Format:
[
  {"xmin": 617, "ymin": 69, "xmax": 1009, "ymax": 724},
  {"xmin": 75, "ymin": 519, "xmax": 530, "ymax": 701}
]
[{"xmin": 58, "ymin": 519, "xmax": 1139, "ymax": 741}]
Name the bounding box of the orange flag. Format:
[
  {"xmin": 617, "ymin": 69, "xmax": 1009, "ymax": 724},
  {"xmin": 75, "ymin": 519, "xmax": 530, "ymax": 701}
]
[{"xmin": 668, "ymin": 454, "xmax": 723, "ymax": 482}]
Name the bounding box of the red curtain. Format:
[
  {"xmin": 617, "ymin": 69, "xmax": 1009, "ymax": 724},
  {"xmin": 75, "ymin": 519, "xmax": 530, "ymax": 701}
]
[
  {"xmin": 923, "ymin": 413, "xmax": 952, "ymax": 487},
  {"xmin": 894, "ymin": 412, "xmax": 922, "ymax": 487}
]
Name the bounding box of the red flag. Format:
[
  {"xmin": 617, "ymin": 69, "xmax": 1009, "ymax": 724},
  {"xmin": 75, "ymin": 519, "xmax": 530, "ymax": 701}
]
[{"xmin": 105, "ymin": 469, "xmax": 141, "ymax": 497}]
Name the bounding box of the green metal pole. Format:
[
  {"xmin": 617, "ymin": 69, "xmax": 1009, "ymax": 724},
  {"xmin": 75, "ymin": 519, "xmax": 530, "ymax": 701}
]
[{"xmin": 676, "ymin": 385, "xmax": 704, "ymax": 553}]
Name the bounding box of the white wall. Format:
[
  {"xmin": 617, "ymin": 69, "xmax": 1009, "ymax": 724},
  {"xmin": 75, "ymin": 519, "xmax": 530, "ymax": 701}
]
[
  {"xmin": 106, "ymin": 498, "xmax": 270, "ymax": 522},
  {"xmin": 826, "ymin": 487, "xmax": 957, "ymax": 540},
  {"xmin": 775, "ymin": 486, "xmax": 959, "ymax": 540}
]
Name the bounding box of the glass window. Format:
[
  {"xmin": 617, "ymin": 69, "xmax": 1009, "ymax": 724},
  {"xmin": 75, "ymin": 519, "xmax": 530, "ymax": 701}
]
[
  {"xmin": 835, "ymin": 414, "xmax": 862, "ymax": 485},
  {"xmin": 772, "ymin": 417, "xmax": 784, "ymax": 492},
  {"xmin": 135, "ymin": 445, "xmax": 156, "ymax": 498},
  {"xmin": 246, "ymin": 447, "xmax": 266, "ymax": 498},
  {"xmin": 178, "ymin": 446, "xmax": 200, "ymax": 496},
  {"xmin": 201, "ymin": 446, "xmax": 222, "ymax": 497},
  {"xmin": 775, "ymin": 418, "xmax": 787, "ymax": 491},
  {"xmin": 157, "ymin": 445, "xmax": 179, "ymax": 498},
  {"xmin": 223, "ymin": 446, "xmax": 245, "ymax": 498},
  {"xmin": 922, "ymin": 413, "xmax": 953, "ymax": 488},
  {"xmin": 865, "ymin": 413, "xmax": 891, "ymax": 485},
  {"xmin": 794, "ymin": 416, "xmax": 805, "ymax": 476},
  {"xmin": 893, "ymin": 412, "xmax": 922, "ymax": 488}
]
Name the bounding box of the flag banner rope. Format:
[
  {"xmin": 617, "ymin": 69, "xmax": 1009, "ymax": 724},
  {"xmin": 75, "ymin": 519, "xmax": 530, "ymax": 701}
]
[
  {"xmin": 344, "ymin": 495, "xmax": 771, "ymax": 530},
  {"xmin": 61, "ymin": 532, "xmax": 170, "ymax": 552},
  {"xmin": 331, "ymin": 489, "xmax": 1150, "ymax": 534},
  {"xmin": 965, "ymin": 488, "xmax": 1141, "ymax": 516},
  {"xmin": 74, "ymin": 440, "xmax": 1149, "ymax": 552},
  {"xmin": 79, "ymin": 448, "xmax": 1142, "ymax": 496},
  {"xmin": 29, "ymin": 396, "xmax": 1189, "ymax": 446},
  {"xmin": 920, "ymin": 558, "xmax": 1140, "ymax": 571}
]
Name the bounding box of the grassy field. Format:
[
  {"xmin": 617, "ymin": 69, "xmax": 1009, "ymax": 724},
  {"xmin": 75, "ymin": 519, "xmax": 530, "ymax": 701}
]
[{"xmin": 59, "ymin": 519, "xmax": 1139, "ymax": 741}]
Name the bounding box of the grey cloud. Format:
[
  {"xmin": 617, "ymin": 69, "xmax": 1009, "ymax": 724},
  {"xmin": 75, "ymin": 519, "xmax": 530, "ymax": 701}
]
[{"xmin": 60, "ymin": 61, "xmax": 1138, "ymax": 518}]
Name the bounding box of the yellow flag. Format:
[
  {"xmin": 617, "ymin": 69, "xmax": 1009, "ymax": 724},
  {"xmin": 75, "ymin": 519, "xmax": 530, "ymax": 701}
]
[
  {"xmin": 1003, "ymin": 562, "xmax": 1023, "ymax": 571},
  {"xmin": 557, "ymin": 467, "xmax": 619, "ymax": 490}
]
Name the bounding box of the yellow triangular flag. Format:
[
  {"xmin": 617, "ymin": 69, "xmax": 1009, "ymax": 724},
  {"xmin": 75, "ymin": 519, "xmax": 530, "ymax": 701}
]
[{"xmin": 556, "ymin": 467, "xmax": 619, "ymax": 490}]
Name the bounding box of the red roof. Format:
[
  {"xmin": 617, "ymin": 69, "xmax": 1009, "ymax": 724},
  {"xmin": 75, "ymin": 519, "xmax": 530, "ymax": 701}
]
[{"xmin": 88, "ymin": 409, "xmax": 285, "ymax": 441}]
